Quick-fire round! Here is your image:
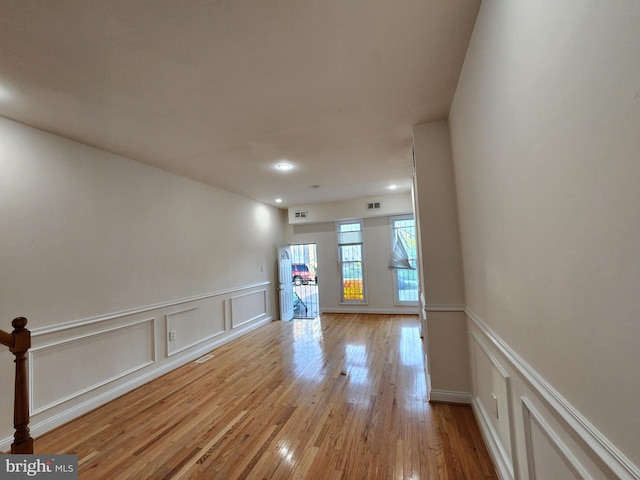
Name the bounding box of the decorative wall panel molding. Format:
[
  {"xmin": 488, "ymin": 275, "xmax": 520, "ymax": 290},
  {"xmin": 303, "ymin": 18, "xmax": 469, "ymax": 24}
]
[
  {"xmin": 166, "ymin": 303, "xmax": 226, "ymax": 357},
  {"xmin": 230, "ymin": 289, "xmax": 268, "ymax": 328},
  {"xmin": 467, "ymin": 308, "xmax": 640, "ymax": 480},
  {"xmin": 470, "ymin": 332, "xmax": 516, "ymax": 480},
  {"xmin": 30, "ymin": 317, "xmax": 156, "ymax": 415},
  {"xmin": 0, "ymin": 282, "xmax": 274, "ymax": 453},
  {"xmin": 521, "ymin": 396, "xmax": 592, "ymax": 480},
  {"xmin": 472, "ymin": 397, "xmax": 514, "ymax": 480}
]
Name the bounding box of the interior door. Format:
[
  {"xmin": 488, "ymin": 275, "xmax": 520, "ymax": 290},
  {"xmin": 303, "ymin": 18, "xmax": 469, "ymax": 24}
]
[{"xmin": 278, "ymin": 245, "xmax": 294, "ymax": 321}]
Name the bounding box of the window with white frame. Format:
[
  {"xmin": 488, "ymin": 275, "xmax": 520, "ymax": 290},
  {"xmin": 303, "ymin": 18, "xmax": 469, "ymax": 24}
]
[
  {"xmin": 337, "ymin": 220, "xmax": 365, "ymax": 303},
  {"xmin": 390, "ymin": 215, "xmax": 419, "ymax": 303}
]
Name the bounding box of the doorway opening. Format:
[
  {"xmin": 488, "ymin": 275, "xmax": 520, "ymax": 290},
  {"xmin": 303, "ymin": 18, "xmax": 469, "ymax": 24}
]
[{"xmin": 289, "ymin": 243, "xmax": 319, "ymax": 319}]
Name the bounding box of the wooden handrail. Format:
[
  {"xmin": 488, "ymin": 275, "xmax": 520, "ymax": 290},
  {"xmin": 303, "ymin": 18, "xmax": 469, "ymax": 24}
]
[{"xmin": 0, "ymin": 317, "xmax": 33, "ymax": 454}]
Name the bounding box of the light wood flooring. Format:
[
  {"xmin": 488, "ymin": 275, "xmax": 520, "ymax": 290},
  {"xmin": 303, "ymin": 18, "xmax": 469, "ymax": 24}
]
[{"xmin": 34, "ymin": 313, "xmax": 497, "ymax": 479}]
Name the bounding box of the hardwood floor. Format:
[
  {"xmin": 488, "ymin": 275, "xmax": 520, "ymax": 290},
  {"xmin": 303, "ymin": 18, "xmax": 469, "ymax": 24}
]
[{"xmin": 34, "ymin": 314, "xmax": 497, "ymax": 479}]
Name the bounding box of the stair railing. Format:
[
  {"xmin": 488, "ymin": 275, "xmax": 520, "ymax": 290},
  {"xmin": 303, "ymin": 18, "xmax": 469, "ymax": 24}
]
[{"xmin": 0, "ymin": 317, "xmax": 33, "ymax": 454}]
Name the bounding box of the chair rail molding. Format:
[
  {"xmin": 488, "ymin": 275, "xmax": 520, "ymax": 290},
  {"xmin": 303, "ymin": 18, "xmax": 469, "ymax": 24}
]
[
  {"xmin": 466, "ymin": 307, "xmax": 640, "ymax": 480},
  {"xmin": 30, "ymin": 281, "xmax": 272, "ymax": 337}
]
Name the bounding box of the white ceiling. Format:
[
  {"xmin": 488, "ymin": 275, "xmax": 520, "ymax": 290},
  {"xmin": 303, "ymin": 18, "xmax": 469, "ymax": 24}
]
[{"xmin": 0, "ymin": 0, "xmax": 480, "ymax": 208}]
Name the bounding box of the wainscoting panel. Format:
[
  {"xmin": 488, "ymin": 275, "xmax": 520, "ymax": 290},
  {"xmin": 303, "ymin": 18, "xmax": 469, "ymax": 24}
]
[
  {"xmin": 0, "ymin": 282, "xmax": 275, "ymax": 453},
  {"xmin": 30, "ymin": 318, "xmax": 155, "ymax": 415},
  {"xmin": 166, "ymin": 300, "xmax": 226, "ymax": 357},
  {"xmin": 467, "ymin": 309, "xmax": 640, "ymax": 480},
  {"xmin": 230, "ymin": 289, "xmax": 268, "ymax": 328},
  {"xmin": 470, "ymin": 332, "xmax": 515, "ymax": 479},
  {"xmin": 521, "ymin": 397, "xmax": 589, "ymax": 480}
]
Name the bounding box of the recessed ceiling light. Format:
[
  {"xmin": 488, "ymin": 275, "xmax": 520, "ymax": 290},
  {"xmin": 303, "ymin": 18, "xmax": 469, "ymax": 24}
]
[
  {"xmin": 388, "ymin": 184, "xmax": 397, "ymax": 190},
  {"xmin": 275, "ymin": 162, "xmax": 293, "ymax": 171},
  {"xmin": 275, "ymin": 198, "xmax": 283, "ymax": 203}
]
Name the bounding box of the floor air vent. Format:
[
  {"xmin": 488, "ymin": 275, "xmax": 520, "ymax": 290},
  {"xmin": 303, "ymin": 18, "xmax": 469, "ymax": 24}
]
[{"xmin": 195, "ymin": 354, "xmax": 214, "ymax": 364}]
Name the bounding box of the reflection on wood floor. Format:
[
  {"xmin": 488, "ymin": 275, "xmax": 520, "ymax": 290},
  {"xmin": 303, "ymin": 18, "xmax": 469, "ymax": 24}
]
[
  {"xmin": 293, "ymin": 283, "xmax": 319, "ymax": 319},
  {"xmin": 35, "ymin": 313, "xmax": 497, "ymax": 479}
]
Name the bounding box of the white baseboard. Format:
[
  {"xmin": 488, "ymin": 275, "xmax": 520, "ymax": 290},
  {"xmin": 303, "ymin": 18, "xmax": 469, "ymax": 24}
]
[
  {"xmin": 321, "ymin": 307, "xmax": 419, "ymax": 315},
  {"xmin": 429, "ymin": 389, "xmax": 472, "ymax": 404}
]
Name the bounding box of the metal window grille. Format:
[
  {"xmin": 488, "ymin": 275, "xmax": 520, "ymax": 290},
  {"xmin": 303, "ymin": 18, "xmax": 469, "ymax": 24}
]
[
  {"xmin": 391, "ymin": 217, "xmax": 419, "ymax": 303},
  {"xmin": 337, "ymin": 221, "xmax": 365, "ymax": 302}
]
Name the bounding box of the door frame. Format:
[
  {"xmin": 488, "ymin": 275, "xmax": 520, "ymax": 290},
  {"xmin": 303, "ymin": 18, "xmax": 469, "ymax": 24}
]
[{"xmin": 277, "ymin": 245, "xmax": 294, "ymax": 321}]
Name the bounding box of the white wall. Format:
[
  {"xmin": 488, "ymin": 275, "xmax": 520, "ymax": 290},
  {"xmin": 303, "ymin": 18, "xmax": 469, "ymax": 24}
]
[
  {"xmin": 288, "ymin": 192, "xmax": 414, "ymax": 225},
  {"xmin": 0, "ymin": 117, "xmax": 286, "ymax": 450},
  {"xmin": 449, "ymin": 0, "xmax": 640, "ymax": 478},
  {"xmin": 413, "ymin": 121, "xmax": 470, "ymax": 403},
  {"xmin": 286, "ymin": 214, "xmax": 419, "ymax": 314}
]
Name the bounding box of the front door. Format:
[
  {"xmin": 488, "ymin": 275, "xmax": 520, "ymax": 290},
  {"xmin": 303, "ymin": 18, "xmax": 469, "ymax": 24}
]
[{"xmin": 278, "ymin": 245, "xmax": 294, "ymax": 321}]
